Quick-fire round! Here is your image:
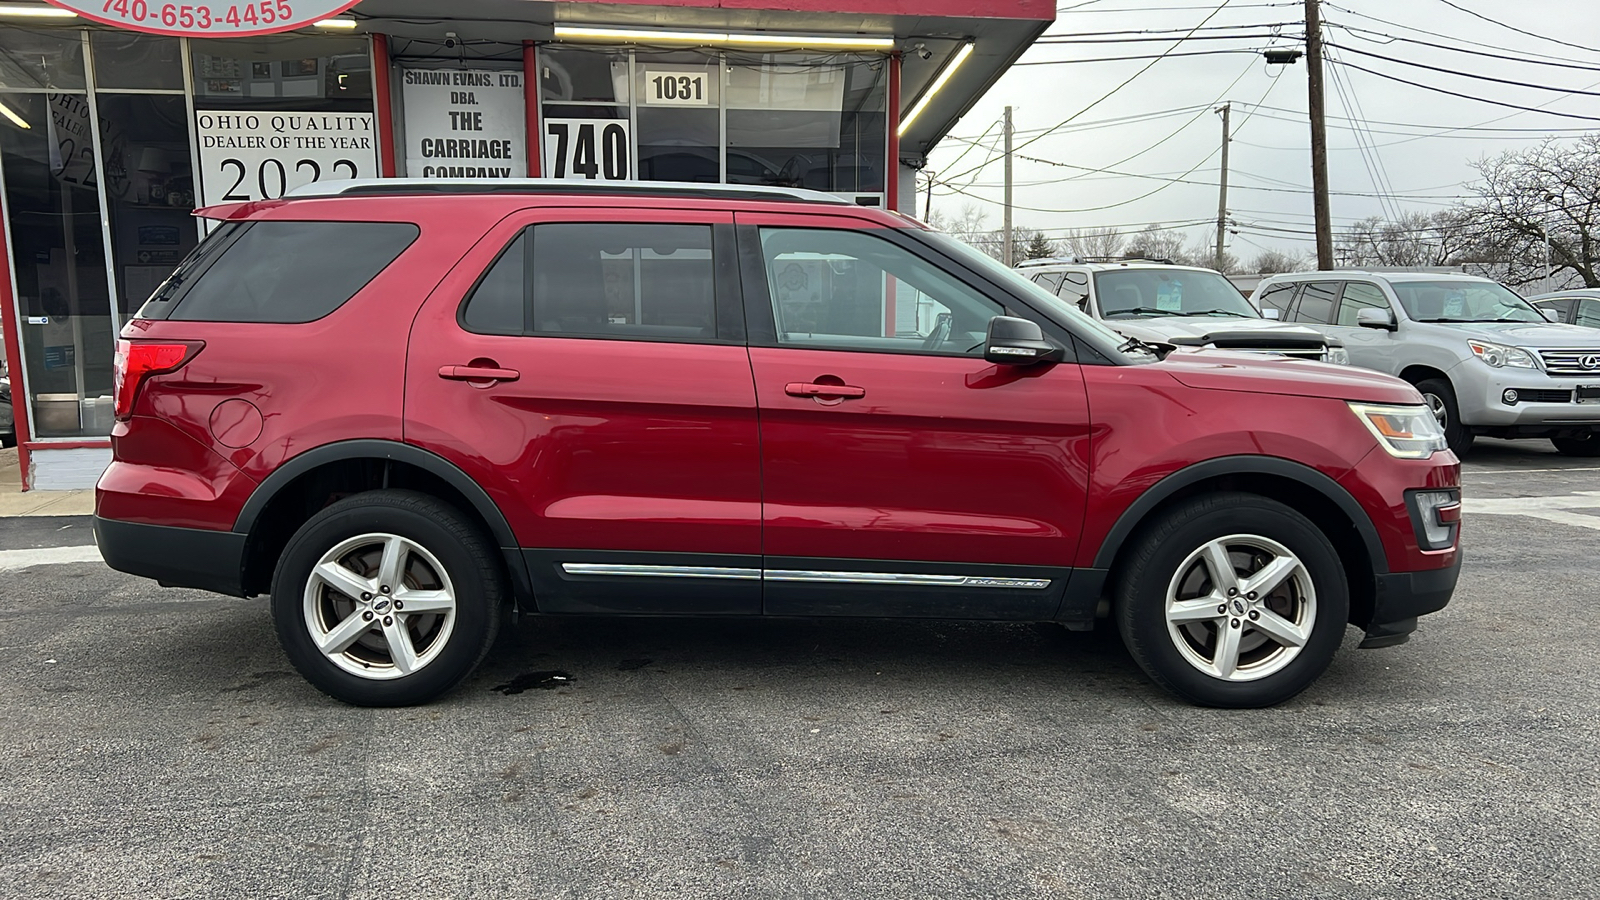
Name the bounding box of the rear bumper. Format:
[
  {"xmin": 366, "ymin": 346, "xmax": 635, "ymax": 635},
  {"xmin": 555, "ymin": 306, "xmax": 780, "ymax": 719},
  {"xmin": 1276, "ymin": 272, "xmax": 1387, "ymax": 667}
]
[
  {"xmin": 1360, "ymin": 553, "xmax": 1461, "ymax": 648},
  {"xmin": 94, "ymin": 517, "xmax": 247, "ymax": 597}
]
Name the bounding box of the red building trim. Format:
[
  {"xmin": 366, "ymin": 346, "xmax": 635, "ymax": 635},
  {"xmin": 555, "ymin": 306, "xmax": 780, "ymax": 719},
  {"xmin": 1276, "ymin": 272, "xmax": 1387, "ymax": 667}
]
[
  {"xmin": 524, "ymin": 42, "xmax": 543, "ymax": 177},
  {"xmin": 887, "ymin": 52, "xmax": 901, "ymax": 213},
  {"xmin": 372, "ymin": 33, "xmax": 399, "ymax": 178},
  {"xmin": 584, "ymin": 0, "xmax": 1051, "ymax": 19},
  {"xmin": 23, "ymin": 440, "xmax": 111, "ymax": 452},
  {"xmin": 0, "ymin": 211, "xmax": 31, "ymax": 488}
]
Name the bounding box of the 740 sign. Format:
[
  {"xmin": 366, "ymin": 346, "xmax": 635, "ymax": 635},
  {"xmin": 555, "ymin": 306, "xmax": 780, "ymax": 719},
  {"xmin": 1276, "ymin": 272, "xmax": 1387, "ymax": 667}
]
[{"xmin": 44, "ymin": 0, "xmax": 361, "ymax": 37}]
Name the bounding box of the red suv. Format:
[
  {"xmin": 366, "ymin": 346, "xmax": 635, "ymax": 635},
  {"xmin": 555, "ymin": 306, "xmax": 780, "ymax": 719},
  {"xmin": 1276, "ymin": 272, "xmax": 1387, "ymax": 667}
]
[{"xmin": 94, "ymin": 181, "xmax": 1461, "ymax": 708}]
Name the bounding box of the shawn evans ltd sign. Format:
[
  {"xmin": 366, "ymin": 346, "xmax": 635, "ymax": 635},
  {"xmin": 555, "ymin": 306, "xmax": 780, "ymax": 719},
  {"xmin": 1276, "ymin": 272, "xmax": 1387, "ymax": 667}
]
[
  {"xmin": 42, "ymin": 0, "xmax": 361, "ymax": 37},
  {"xmin": 401, "ymin": 69, "xmax": 527, "ymax": 179}
]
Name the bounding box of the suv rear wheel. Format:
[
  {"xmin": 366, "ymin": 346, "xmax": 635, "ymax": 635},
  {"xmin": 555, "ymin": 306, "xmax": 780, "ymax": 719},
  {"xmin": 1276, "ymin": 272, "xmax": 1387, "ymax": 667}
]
[
  {"xmin": 1115, "ymin": 493, "xmax": 1348, "ymax": 708},
  {"xmin": 1415, "ymin": 377, "xmax": 1473, "ymax": 457},
  {"xmin": 271, "ymin": 490, "xmax": 504, "ymax": 706},
  {"xmin": 1551, "ymin": 433, "xmax": 1600, "ymax": 457}
]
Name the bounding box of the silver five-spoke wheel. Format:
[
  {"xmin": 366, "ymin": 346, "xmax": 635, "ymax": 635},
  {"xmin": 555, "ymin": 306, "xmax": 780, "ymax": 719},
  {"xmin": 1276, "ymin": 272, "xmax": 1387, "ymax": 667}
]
[
  {"xmin": 1164, "ymin": 534, "xmax": 1315, "ymax": 682},
  {"xmin": 304, "ymin": 532, "xmax": 458, "ymax": 680}
]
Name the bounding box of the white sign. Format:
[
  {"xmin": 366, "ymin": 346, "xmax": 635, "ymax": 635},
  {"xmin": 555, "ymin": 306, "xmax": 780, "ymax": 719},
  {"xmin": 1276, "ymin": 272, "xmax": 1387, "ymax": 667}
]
[
  {"xmin": 543, "ymin": 118, "xmax": 632, "ymax": 181},
  {"xmin": 195, "ymin": 110, "xmax": 376, "ymax": 206},
  {"xmin": 44, "ymin": 0, "xmax": 361, "ymax": 38},
  {"xmin": 643, "ymin": 70, "xmax": 711, "ymax": 106},
  {"xmin": 402, "ymin": 69, "xmax": 526, "ymax": 179}
]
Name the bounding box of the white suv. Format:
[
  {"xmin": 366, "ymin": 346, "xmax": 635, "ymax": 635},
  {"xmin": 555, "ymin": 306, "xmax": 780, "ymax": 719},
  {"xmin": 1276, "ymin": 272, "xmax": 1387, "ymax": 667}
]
[
  {"xmin": 1018, "ymin": 258, "xmax": 1347, "ymax": 364},
  {"xmin": 1254, "ymin": 271, "xmax": 1600, "ymax": 457}
]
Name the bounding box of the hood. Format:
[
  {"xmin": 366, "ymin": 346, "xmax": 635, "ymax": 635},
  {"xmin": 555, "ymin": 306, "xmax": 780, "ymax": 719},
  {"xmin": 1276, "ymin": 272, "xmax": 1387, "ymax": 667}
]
[
  {"xmin": 1416, "ymin": 320, "xmax": 1600, "ymax": 348},
  {"xmin": 1158, "ymin": 348, "xmax": 1422, "ymax": 404},
  {"xmin": 1108, "ymin": 316, "xmax": 1329, "ymax": 346}
]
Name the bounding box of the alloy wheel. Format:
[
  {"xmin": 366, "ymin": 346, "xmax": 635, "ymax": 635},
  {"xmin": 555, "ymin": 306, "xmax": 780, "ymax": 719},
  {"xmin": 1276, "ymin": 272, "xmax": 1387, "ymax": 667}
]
[
  {"xmin": 301, "ymin": 532, "xmax": 458, "ymax": 680},
  {"xmin": 1163, "ymin": 534, "xmax": 1317, "ymax": 682}
]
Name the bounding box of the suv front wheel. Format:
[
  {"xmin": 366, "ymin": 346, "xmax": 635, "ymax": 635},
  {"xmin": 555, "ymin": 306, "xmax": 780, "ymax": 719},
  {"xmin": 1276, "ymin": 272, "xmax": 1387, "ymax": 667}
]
[
  {"xmin": 1115, "ymin": 493, "xmax": 1349, "ymax": 708},
  {"xmin": 1415, "ymin": 377, "xmax": 1473, "ymax": 457},
  {"xmin": 271, "ymin": 490, "xmax": 504, "ymax": 706}
]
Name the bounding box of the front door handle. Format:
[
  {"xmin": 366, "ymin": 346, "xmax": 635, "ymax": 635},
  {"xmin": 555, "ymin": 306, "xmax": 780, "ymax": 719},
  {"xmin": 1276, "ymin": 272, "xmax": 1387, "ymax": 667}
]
[
  {"xmin": 439, "ymin": 365, "xmax": 520, "ymax": 383},
  {"xmin": 785, "ymin": 382, "xmax": 865, "ymax": 399}
]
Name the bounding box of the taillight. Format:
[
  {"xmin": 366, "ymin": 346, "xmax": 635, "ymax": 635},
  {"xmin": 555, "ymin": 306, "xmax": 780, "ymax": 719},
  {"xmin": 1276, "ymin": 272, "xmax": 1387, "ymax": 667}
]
[{"xmin": 113, "ymin": 339, "xmax": 202, "ymax": 421}]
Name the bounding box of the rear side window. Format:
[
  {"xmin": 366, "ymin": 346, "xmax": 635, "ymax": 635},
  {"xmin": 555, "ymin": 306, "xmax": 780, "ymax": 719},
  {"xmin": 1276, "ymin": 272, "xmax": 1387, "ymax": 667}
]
[
  {"xmin": 165, "ymin": 221, "xmax": 419, "ymax": 323},
  {"xmin": 1255, "ymin": 283, "xmax": 1296, "ymax": 316},
  {"xmin": 1291, "ymin": 281, "xmax": 1341, "ymax": 325},
  {"xmin": 460, "ymin": 223, "xmax": 718, "ymax": 341}
]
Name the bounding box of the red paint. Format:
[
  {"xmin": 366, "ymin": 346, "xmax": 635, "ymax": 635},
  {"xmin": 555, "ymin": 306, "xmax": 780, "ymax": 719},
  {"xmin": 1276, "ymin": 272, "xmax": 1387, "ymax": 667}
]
[
  {"xmin": 372, "ymin": 33, "xmax": 398, "ymax": 179},
  {"xmin": 886, "ymin": 52, "xmax": 901, "ymax": 213},
  {"xmin": 0, "ymin": 215, "xmax": 31, "ymax": 488},
  {"xmin": 42, "ymin": 0, "xmax": 365, "ymax": 38},
  {"xmin": 524, "ymin": 42, "xmax": 542, "ymax": 178},
  {"xmin": 22, "ymin": 440, "xmax": 111, "ymax": 451}
]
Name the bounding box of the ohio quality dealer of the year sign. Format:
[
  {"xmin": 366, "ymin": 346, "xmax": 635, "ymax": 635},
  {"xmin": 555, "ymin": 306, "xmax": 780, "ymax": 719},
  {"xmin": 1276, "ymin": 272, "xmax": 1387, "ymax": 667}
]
[{"xmin": 43, "ymin": 0, "xmax": 361, "ymax": 38}]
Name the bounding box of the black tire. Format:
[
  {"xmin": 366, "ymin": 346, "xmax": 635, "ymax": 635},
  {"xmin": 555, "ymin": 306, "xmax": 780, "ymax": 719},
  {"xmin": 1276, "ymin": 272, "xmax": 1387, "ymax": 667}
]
[
  {"xmin": 271, "ymin": 490, "xmax": 504, "ymax": 707},
  {"xmin": 1114, "ymin": 492, "xmax": 1349, "ymax": 708},
  {"xmin": 1551, "ymin": 434, "xmax": 1600, "ymax": 457},
  {"xmin": 1414, "ymin": 377, "xmax": 1473, "ymax": 457}
]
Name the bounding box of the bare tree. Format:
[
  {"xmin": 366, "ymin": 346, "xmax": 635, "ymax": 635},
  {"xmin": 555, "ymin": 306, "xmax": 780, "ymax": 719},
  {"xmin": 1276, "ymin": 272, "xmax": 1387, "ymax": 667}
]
[
  {"xmin": 1061, "ymin": 226, "xmax": 1124, "ymax": 260},
  {"xmin": 1250, "ymin": 248, "xmax": 1308, "ymax": 274},
  {"xmin": 1125, "ymin": 224, "xmax": 1191, "ymax": 264},
  {"xmin": 1336, "ymin": 211, "xmax": 1474, "ymax": 268},
  {"xmin": 1458, "ymin": 136, "xmax": 1600, "ymax": 288}
]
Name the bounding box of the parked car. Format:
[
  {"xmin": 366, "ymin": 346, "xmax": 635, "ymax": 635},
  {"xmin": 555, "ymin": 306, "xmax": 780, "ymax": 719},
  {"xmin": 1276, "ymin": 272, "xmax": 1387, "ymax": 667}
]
[
  {"xmin": 95, "ymin": 180, "xmax": 1460, "ymax": 710},
  {"xmin": 1017, "ymin": 256, "xmax": 1349, "ymax": 364},
  {"xmin": 1527, "ymin": 289, "xmax": 1600, "ymax": 329},
  {"xmin": 1, "ymin": 358, "xmax": 14, "ymax": 449},
  {"xmin": 1254, "ymin": 271, "xmax": 1600, "ymax": 457}
]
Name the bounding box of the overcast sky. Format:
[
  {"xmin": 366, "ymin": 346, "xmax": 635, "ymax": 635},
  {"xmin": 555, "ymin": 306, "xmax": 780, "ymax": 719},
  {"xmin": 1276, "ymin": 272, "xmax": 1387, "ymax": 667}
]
[{"xmin": 924, "ymin": 0, "xmax": 1600, "ymax": 263}]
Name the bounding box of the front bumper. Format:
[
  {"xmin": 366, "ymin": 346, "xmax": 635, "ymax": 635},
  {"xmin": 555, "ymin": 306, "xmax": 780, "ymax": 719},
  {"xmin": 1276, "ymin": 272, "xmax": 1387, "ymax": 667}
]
[
  {"xmin": 94, "ymin": 516, "xmax": 247, "ymax": 597},
  {"xmin": 1359, "ymin": 554, "xmax": 1461, "ymax": 648},
  {"xmin": 1453, "ymin": 361, "xmax": 1600, "ymax": 429}
]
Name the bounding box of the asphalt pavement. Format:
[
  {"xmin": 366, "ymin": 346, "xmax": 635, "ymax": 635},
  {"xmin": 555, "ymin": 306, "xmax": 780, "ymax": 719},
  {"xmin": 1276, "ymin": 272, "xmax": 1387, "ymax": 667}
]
[{"xmin": 0, "ymin": 439, "xmax": 1595, "ymax": 899}]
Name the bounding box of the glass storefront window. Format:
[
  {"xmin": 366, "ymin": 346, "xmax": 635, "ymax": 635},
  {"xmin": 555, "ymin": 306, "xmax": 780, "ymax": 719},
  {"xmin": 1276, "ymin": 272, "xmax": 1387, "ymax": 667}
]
[
  {"xmin": 0, "ymin": 28, "xmax": 86, "ymax": 92},
  {"xmin": 0, "ymin": 92, "xmax": 115, "ymax": 437},
  {"xmin": 634, "ymin": 51, "xmax": 720, "ymax": 184},
  {"xmin": 91, "ymin": 32, "xmax": 183, "ymax": 91},
  {"xmin": 190, "ymin": 35, "xmax": 371, "ymax": 108},
  {"xmin": 725, "ymin": 54, "xmax": 885, "ymax": 192},
  {"xmin": 540, "ymin": 47, "xmax": 628, "ymax": 103},
  {"xmin": 95, "ymin": 94, "xmax": 197, "ymax": 318}
]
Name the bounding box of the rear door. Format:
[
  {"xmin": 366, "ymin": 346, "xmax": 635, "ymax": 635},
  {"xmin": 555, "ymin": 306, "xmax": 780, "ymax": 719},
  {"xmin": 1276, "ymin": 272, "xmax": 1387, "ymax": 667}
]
[
  {"xmin": 736, "ymin": 213, "xmax": 1092, "ymax": 619},
  {"xmin": 405, "ymin": 207, "xmax": 762, "ymax": 614}
]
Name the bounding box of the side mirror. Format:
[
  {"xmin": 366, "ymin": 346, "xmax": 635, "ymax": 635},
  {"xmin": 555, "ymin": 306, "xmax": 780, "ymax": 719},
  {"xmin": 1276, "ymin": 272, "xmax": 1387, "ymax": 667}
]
[
  {"xmin": 1261, "ymin": 308, "xmax": 1281, "ymax": 320},
  {"xmin": 984, "ymin": 316, "xmax": 1062, "ymax": 366},
  {"xmin": 1541, "ymin": 307, "xmax": 1562, "ymax": 323},
  {"xmin": 1357, "ymin": 307, "xmax": 1397, "ymax": 330}
]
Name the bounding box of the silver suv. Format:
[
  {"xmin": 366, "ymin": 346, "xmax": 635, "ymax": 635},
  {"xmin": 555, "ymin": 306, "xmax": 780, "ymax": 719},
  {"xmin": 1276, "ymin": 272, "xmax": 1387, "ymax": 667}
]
[
  {"xmin": 1018, "ymin": 258, "xmax": 1346, "ymax": 364},
  {"xmin": 1254, "ymin": 271, "xmax": 1600, "ymax": 457}
]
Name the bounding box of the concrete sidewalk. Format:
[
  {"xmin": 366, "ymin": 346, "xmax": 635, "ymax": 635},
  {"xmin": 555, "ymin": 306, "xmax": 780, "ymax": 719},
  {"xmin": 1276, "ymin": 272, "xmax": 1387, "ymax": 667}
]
[{"xmin": 0, "ymin": 447, "xmax": 96, "ymax": 518}]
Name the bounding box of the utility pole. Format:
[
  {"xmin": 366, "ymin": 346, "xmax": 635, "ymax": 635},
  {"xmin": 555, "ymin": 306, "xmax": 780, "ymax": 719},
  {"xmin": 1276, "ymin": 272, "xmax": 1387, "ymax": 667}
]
[
  {"xmin": 1215, "ymin": 102, "xmax": 1231, "ymax": 270},
  {"xmin": 1305, "ymin": 0, "xmax": 1334, "ymax": 269},
  {"xmin": 1003, "ymin": 105, "xmax": 1014, "ymax": 267},
  {"xmin": 924, "ymin": 169, "xmax": 934, "ymax": 221}
]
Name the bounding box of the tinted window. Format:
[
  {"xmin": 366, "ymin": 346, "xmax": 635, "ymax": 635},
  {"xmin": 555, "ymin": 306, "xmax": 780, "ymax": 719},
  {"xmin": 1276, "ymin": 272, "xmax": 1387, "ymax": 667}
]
[
  {"xmin": 1336, "ymin": 282, "xmax": 1390, "ymax": 326},
  {"xmin": 1578, "ymin": 299, "xmax": 1600, "ymax": 329},
  {"xmin": 169, "ymin": 222, "xmax": 417, "ymax": 323},
  {"xmin": 533, "ymin": 224, "xmax": 715, "ymax": 339},
  {"xmin": 462, "ymin": 232, "xmax": 529, "ymax": 335},
  {"xmin": 1255, "ymin": 283, "xmax": 1296, "ymax": 315},
  {"xmin": 1032, "ymin": 271, "xmax": 1064, "ymax": 294},
  {"xmin": 1291, "ymin": 282, "xmax": 1341, "ymax": 325},
  {"xmin": 760, "ymin": 228, "xmax": 1005, "ymax": 355}
]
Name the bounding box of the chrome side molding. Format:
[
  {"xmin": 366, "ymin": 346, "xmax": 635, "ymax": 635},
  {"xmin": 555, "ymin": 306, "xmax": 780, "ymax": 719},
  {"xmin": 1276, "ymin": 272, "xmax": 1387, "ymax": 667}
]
[{"xmin": 561, "ymin": 563, "xmax": 1051, "ymax": 590}]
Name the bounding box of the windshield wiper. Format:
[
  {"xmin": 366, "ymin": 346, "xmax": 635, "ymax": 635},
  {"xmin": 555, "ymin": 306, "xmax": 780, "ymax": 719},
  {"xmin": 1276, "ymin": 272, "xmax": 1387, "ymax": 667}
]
[
  {"xmin": 1116, "ymin": 336, "xmax": 1160, "ymax": 356},
  {"xmin": 1175, "ymin": 309, "xmax": 1253, "ymax": 318},
  {"xmin": 1417, "ymin": 317, "xmax": 1536, "ymax": 324},
  {"xmin": 1105, "ymin": 307, "xmax": 1172, "ymax": 318}
]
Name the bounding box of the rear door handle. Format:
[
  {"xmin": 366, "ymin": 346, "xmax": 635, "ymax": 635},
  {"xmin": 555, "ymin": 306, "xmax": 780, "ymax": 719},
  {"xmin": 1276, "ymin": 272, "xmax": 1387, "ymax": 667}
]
[
  {"xmin": 439, "ymin": 365, "xmax": 520, "ymax": 383},
  {"xmin": 785, "ymin": 382, "xmax": 865, "ymax": 399}
]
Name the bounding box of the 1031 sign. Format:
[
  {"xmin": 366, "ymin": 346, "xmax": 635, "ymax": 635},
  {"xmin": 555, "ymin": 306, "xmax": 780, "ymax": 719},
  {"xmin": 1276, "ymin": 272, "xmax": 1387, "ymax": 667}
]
[{"xmin": 544, "ymin": 119, "xmax": 630, "ymax": 181}]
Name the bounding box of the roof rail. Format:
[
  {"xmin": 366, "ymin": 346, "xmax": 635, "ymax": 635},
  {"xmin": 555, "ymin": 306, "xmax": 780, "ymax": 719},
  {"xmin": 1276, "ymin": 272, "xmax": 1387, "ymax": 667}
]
[
  {"xmin": 1080, "ymin": 254, "xmax": 1175, "ymax": 265},
  {"xmin": 286, "ymin": 178, "xmax": 851, "ymax": 204},
  {"xmin": 1015, "ymin": 256, "xmax": 1081, "ymax": 267}
]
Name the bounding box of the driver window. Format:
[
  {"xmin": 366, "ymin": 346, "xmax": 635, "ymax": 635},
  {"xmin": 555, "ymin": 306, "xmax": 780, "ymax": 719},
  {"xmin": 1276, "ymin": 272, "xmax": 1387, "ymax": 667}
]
[{"xmin": 758, "ymin": 227, "xmax": 1006, "ymax": 355}]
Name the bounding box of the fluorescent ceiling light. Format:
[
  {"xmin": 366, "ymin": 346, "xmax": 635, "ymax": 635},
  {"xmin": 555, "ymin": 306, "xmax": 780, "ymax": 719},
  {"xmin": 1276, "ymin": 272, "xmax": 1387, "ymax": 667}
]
[
  {"xmin": 554, "ymin": 25, "xmax": 893, "ymax": 51},
  {"xmin": 0, "ymin": 101, "xmax": 29, "ymax": 130},
  {"xmin": 313, "ymin": 17, "xmax": 357, "ymax": 29},
  {"xmin": 899, "ymin": 41, "xmax": 974, "ymax": 137},
  {"xmin": 0, "ymin": 4, "xmax": 78, "ymax": 16}
]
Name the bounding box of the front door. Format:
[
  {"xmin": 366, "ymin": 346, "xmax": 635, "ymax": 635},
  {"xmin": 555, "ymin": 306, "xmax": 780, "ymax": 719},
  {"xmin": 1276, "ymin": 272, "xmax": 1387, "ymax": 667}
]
[
  {"xmin": 406, "ymin": 208, "xmax": 762, "ymax": 614},
  {"xmin": 736, "ymin": 214, "xmax": 1093, "ymax": 619}
]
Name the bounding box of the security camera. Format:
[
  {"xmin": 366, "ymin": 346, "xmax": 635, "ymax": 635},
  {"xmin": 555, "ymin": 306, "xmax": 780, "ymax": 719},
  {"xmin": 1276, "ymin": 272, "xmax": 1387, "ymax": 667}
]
[
  {"xmin": 444, "ymin": 32, "xmax": 458, "ymax": 49},
  {"xmin": 913, "ymin": 42, "xmax": 932, "ymax": 60}
]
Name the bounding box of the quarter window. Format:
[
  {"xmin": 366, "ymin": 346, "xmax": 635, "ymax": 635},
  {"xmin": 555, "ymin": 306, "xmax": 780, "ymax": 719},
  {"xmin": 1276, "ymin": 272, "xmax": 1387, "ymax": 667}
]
[
  {"xmin": 758, "ymin": 228, "xmax": 1005, "ymax": 355},
  {"xmin": 1255, "ymin": 283, "xmax": 1296, "ymax": 316},
  {"xmin": 1291, "ymin": 282, "xmax": 1341, "ymax": 325}
]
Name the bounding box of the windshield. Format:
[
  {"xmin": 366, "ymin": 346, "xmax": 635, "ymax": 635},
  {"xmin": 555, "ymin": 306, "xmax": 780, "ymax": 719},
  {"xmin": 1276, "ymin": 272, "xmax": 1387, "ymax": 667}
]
[
  {"xmin": 1094, "ymin": 268, "xmax": 1257, "ymax": 318},
  {"xmin": 1391, "ymin": 280, "xmax": 1544, "ymax": 323},
  {"xmin": 920, "ymin": 231, "xmax": 1150, "ymax": 362}
]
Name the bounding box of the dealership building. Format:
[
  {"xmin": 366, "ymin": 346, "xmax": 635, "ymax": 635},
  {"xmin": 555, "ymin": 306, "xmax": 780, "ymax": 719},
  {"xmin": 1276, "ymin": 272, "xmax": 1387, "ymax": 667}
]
[{"xmin": 0, "ymin": 0, "xmax": 1050, "ymax": 489}]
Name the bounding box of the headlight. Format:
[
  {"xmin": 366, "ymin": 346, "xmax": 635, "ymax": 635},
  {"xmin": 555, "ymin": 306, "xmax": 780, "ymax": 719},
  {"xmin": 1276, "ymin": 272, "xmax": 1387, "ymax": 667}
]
[
  {"xmin": 1324, "ymin": 346, "xmax": 1350, "ymax": 366},
  {"xmin": 1467, "ymin": 339, "xmax": 1537, "ymax": 369},
  {"xmin": 1349, "ymin": 402, "xmax": 1449, "ymax": 459}
]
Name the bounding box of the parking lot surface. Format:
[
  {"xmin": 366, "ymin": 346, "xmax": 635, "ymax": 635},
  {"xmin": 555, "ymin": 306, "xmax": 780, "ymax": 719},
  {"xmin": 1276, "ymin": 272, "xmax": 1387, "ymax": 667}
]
[{"xmin": 0, "ymin": 440, "xmax": 1596, "ymax": 899}]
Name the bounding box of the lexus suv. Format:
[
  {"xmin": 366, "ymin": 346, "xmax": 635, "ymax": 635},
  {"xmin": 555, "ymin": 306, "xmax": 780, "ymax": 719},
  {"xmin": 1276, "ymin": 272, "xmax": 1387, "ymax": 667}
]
[
  {"xmin": 95, "ymin": 181, "xmax": 1461, "ymax": 709},
  {"xmin": 1255, "ymin": 271, "xmax": 1600, "ymax": 457},
  {"xmin": 1017, "ymin": 257, "xmax": 1347, "ymax": 364}
]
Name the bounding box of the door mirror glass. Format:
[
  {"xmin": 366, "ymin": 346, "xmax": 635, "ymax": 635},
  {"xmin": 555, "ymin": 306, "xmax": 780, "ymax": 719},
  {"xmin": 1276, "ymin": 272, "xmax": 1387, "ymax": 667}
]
[
  {"xmin": 1261, "ymin": 307, "xmax": 1281, "ymax": 320},
  {"xmin": 1356, "ymin": 307, "xmax": 1396, "ymax": 330},
  {"xmin": 1541, "ymin": 307, "xmax": 1562, "ymax": 323},
  {"xmin": 984, "ymin": 316, "xmax": 1061, "ymax": 366}
]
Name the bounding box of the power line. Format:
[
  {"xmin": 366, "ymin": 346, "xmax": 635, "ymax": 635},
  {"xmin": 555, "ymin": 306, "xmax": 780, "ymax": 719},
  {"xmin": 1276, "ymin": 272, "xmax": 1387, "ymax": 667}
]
[
  {"xmin": 1327, "ymin": 41, "xmax": 1600, "ymax": 98},
  {"xmin": 1034, "ymin": 22, "xmax": 1298, "ymax": 39},
  {"xmin": 1322, "ymin": 2, "xmax": 1578, "ymax": 65},
  {"xmin": 1332, "ymin": 23, "xmax": 1600, "ymax": 74},
  {"xmin": 1033, "ymin": 31, "xmax": 1298, "ymax": 44},
  {"xmin": 1431, "ymin": 0, "xmax": 1600, "ymax": 58},
  {"xmin": 1326, "ymin": 58, "xmax": 1600, "ymax": 122},
  {"xmin": 1014, "ymin": 48, "xmax": 1266, "ymax": 65}
]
